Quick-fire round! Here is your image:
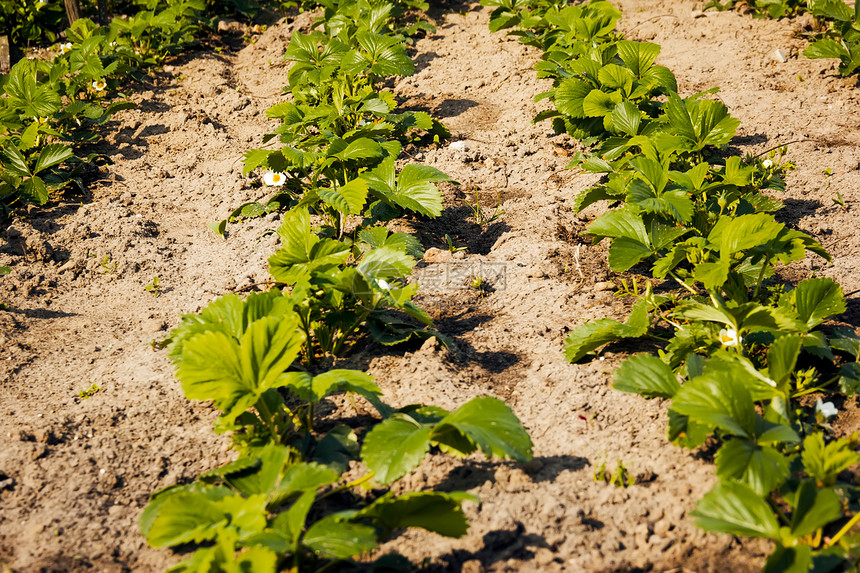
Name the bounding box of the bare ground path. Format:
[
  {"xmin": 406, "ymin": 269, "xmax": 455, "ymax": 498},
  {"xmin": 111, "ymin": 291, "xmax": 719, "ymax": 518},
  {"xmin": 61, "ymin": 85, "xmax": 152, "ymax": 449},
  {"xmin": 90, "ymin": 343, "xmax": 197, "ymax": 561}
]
[{"xmin": 1, "ymin": 1, "xmax": 859, "ymax": 571}]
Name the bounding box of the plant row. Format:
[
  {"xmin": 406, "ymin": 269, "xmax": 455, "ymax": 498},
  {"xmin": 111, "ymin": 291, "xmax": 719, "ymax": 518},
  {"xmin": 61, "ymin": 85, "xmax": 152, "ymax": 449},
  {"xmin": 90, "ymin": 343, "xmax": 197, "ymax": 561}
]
[
  {"xmin": 484, "ymin": 0, "xmax": 860, "ymax": 570},
  {"xmin": 138, "ymin": 2, "xmax": 533, "ymax": 571},
  {"xmin": 1, "ymin": 0, "xmax": 296, "ymax": 49},
  {"xmin": 0, "ymin": 0, "xmax": 215, "ymax": 212},
  {"xmin": 707, "ymin": 0, "xmax": 860, "ymax": 77}
]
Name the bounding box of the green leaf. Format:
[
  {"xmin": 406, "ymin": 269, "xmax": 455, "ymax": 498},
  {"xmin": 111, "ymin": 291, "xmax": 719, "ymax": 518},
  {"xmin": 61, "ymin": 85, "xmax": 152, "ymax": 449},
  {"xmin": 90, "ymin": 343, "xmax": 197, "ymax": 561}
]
[
  {"xmin": 313, "ymin": 427, "xmax": 360, "ymax": 474},
  {"xmin": 4, "ymin": 60, "xmax": 62, "ymax": 118},
  {"xmin": 790, "ymin": 479, "xmax": 842, "ymax": 539},
  {"xmin": 303, "ymin": 516, "xmax": 378, "ymax": 559},
  {"xmin": 613, "ymin": 354, "xmax": 680, "ymax": 399},
  {"xmin": 802, "ymin": 434, "xmax": 859, "ymax": 488},
  {"xmin": 361, "ymin": 414, "xmax": 431, "ymax": 485},
  {"xmin": 273, "ymin": 490, "xmax": 315, "ymax": 545},
  {"xmin": 357, "ymin": 246, "xmax": 415, "ymax": 280},
  {"xmin": 608, "ymin": 237, "xmax": 652, "ymax": 272},
  {"xmin": 690, "ymin": 481, "xmax": 781, "ymax": 540},
  {"xmin": 610, "ymin": 101, "xmax": 641, "ymax": 136},
  {"xmin": 319, "ymin": 178, "xmax": 368, "ymax": 216},
  {"xmin": 1, "ymin": 143, "xmax": 31, "ymax": 177},
  {"xmin": 665, "ymin": 92, "xmax": 697, "ymax": 142},
  {"xmin": 617, "ymin": 40, "xmax": 661, "ymax": 78},
  {"xmin": 284, "ymin": 369, "xmax": 382, "ymax": 406},
  {"xmin": 21, "ymin": 176, "xmax": 49, "ymax": 204},
  {"xmin": 588, "ymin": 205, "xmax": 649, "ymax": 244},
  {"xmin": 710, "ymin": 213, "xmax": 783, "ymax": 257},
  {"xmin": 176, "ymin": 313, "xmax": 303, "ymax": 421},
  {"xmin": 243, "ymin": 149, "xmax": 271, "ymax": 176},
  {"xmin": 715, "ymin": 438, "xmax": 788, "ymax": 496},
  {"xmin": 358, "ymin": 227, "xmax": 424, "ymax": 259},
  {"xmin": 839, "ymin": 362, "xmax": 860, "ymax": 397},
  {"xmin": 582, "ymin": 89, "xmax": 617, "ymax": 117},
  {"xmin": 345, "ymin": 31, "xmax": 414, "ymax": 77},
  {"xmin": 597, "ymin": 64, "xmax": 634, "ymax": 92},
  {"xmin": 33, "ymin": 143, "xmax": 74, "ymax": 174},
  {"xmin": 147, "ymin": 491, "xmax": 267, "ymax": 548},
  {"xmin": 671, "ymin": 368, "xmax": 755, "ymax": 438},
  {"xmin": 804, "ymin": 38, "xmax": 850, "ymax": 60},
  {"xmin": 563, "ymin": 300, "xmax": 650, "ymax": 362},
  {"xmin": 362, "ymin": 158, "xmax": 449, "ymax": 218},
  {"xmin": 396, "ymin": 164, "xmax": 449, "ymax": 217},
  {"xmin": 269, "ymin": 209, "xmax": 351, "ymax": 284},
  {"xmin": 829, "ymin": 327, "xmax": 860, "ymax": 357},
  {"xmin": 762, "ymin": 546, "xmax": 813, "ymax": 573},
  {"xmin": 329, "ymin": 137, "xmax": 383, "ymax": 162},
  {"xmin": 554, "ymin": 78, "xmax": 592, "ymax": 118},
  {"xmin": 794, "ymin": 278, "xmax": 846, "ymax": 329},
  {"xmin": 667, "ymin": 409, "xmax": 710, "ymax": 449},
  {"xmin": 767, "ymin": 334, "xmax": 803, "ymax": 387},
  {"xmin": 271, "ymin": 463, "xmax": 339, "ymax": 508},
  {"xmin": 431, "ymin": 397, "xmax": 533, "ymax": 462},
  {"xmin": 359, "ymin": 491, "xmax": 475, "ymax": 538}
]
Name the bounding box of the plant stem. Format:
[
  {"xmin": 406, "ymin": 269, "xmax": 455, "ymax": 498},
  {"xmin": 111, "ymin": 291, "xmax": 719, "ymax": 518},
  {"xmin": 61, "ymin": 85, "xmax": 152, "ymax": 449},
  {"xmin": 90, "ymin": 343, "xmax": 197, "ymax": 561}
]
[
  {"xmin": 256, "ymin": 397, "xmax": 280, "ymax": 442},
  {"xmin": 669, "ymin": 270, "xmax": 698, "ymax": 295},
  {"xmin": 828, "ymin": 511, "xmax": 860, "ymax": 547},
  {"xmin": 753, "ymin": 261, "xmax": 770, "ymax": 300},
  {"xmin": 319, "ymin": 471, "xmax": 377, "ymax": 502}
]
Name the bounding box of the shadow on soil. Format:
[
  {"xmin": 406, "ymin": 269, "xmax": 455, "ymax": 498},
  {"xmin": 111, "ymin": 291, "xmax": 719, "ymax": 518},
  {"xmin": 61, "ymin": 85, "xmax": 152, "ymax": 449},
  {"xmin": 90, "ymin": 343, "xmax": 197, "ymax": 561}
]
[
  {"xmin": 432, "ymin": 455, "xmax": 590, "ymax": 493},
  {"xmin": 778, "ymin": 197, "xmax": 823, "ymax": 227},
  {"xmin": 427, "ymin": 522, "xmax": 554, "ymax": 571}
]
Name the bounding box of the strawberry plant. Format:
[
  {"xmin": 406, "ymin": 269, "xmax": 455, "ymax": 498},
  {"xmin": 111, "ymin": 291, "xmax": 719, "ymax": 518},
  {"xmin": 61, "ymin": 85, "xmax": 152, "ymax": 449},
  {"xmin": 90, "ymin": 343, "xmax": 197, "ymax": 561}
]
[
  {"xmin": 487, "ymin": 1, "xmax": 860, "ymax": 570},
  {"xmin": 804, "ymin": 0, "xmax": 860, "ymax": 76},
  {"xmin": 144, "ymin": 288, "xmax": 532, "ymax": 571},
  {"xmin": 143, "ymin": 2, "xmax": 535, "ymax": 570},
  {"xmin": 704, "ymin": 0, "xmax": 807, "ymax": 18},
  {"xmin": 0, "ymin": 0, "xmax": 66, "ymax": 47}
]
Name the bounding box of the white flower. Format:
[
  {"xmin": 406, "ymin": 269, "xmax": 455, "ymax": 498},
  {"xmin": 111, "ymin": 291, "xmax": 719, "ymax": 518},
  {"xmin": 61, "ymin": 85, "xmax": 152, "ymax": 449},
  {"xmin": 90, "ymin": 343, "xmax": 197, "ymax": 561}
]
[
  {"xmin": 263, "ymin": 171, "xmax": 286, "ymax": 186},
  {"xmin": 816, "ymin": 398, "xmax": 838, "ymax": 419},
  {"xmin": 59, "ymin": 42, "xmax": 72, "ymax": 54},
  {"xmin": 92, "ymin": 79, "xmax": 106, "ymax": 92},
  {"xmin": 762, "ymin": 159, "xmax": 774, "ymax": 169},
  {"xmin": 109, "ymin": 41, "xmax": 117, "ymax": 48},
  {"xmin": 377, "ymin": 279, "xmax": 390, "ymax": 290},
  {"xmin": 719, "ymin": 328, "xmax": 741, "ymax": 347}
]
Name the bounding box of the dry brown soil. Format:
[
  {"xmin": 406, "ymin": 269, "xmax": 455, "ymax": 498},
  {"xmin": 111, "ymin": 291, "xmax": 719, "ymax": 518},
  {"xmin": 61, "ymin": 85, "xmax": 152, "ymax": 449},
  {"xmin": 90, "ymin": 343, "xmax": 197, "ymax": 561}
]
[{"xmin": 2, "ymin": 1, "xmax": 860, "ymax": 571}]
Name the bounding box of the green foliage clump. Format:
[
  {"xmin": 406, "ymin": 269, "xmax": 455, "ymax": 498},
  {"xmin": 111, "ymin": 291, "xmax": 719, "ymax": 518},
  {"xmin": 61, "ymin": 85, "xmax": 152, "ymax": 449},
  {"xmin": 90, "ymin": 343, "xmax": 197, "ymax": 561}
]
[{"xmin": 484, "ymin": 0, "xmax": 860, "ymax": 570}]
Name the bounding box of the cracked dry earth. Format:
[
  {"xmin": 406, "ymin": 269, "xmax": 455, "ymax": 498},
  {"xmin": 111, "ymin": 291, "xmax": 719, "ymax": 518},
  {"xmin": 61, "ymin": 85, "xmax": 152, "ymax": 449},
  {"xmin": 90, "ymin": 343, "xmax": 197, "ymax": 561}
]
[{"xmin": 2, "ymin": 0, "xmax": 860, "ymax": 571}]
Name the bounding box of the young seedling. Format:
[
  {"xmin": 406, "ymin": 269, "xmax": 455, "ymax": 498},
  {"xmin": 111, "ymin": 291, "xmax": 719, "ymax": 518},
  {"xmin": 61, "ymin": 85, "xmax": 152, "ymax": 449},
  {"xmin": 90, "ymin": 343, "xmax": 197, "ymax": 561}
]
[
  {"xmin": 78, "ymin": 383, "xmax": 100, "ymax": 399},
  {"xmin": 832, "ymin": 191, "xmax": 848, "ymax": 211},
  {"xmin": 99, "ymin": 255, "xmax": 117, "ymax": 275},
  {"xmin": 144, "ymin": 276, "xmax": 162, "ymax": 296},
  {"xmin": 444, "ymin": 234, "xmax": 467, "ymax": 253},
  {"xmin": 470, "ymin": 275, "xmax": 492, "ymax": 298},
  {"xmin": 464, "ymin": 189, "xmax": 505, "ymax": 227},
  {"xmin": 594, "ymin": 460, "xmax": 635, "ymax": 488}
]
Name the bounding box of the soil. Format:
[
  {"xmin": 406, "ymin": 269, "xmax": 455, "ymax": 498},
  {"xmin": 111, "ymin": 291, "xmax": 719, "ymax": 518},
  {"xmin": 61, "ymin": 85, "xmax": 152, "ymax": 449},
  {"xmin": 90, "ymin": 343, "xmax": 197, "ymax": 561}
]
[{"xmin": 1, "ymin": 1, "xmax": 859, "ymax": 571}]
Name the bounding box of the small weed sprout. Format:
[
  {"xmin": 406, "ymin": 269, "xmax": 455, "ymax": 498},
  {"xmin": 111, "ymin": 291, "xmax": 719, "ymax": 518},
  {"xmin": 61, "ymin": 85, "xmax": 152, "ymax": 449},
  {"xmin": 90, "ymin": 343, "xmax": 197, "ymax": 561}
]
[
  {"xmin": 833, "ymin": 191, "xmax": 848, "ymax": 211},
  {"xmin": 99, "ymin": 255, "xmax": 117, "ymax": 275},
  {"xmin": 614, "ymin": 277, "xmax": 642, "ymax": 299},
  {"xmin": 78, "ymin": 384, "xmax": 100, "ymax": 399},
  {"xmin": 144, "ymin": 276, "xmax": 162, "ymax": 296},
  {"xmin": 594, "ymin": 460, "xmax": 635, "ymax": 488},
  {"xmin": 464, "ymin": 188, "xmax": 505, "ymax": 227},
  {"xmin": 470, "ymin": 275, "xmax": 492, "ymax": 298},
  {"xmin": 444, "ymin": 234, "xmax": 467, "ymax": 253}
]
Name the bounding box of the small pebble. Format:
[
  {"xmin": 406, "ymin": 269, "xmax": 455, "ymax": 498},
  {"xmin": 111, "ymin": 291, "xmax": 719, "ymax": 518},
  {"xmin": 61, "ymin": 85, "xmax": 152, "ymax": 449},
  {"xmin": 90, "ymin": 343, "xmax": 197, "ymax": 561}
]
[
  {"xmin": 774, "ymin": 49, "xmax": 787, "ymax": 63},
  {"xmin": 449, "ymin": 140, "xmax": 469, "ymax": 152}
]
